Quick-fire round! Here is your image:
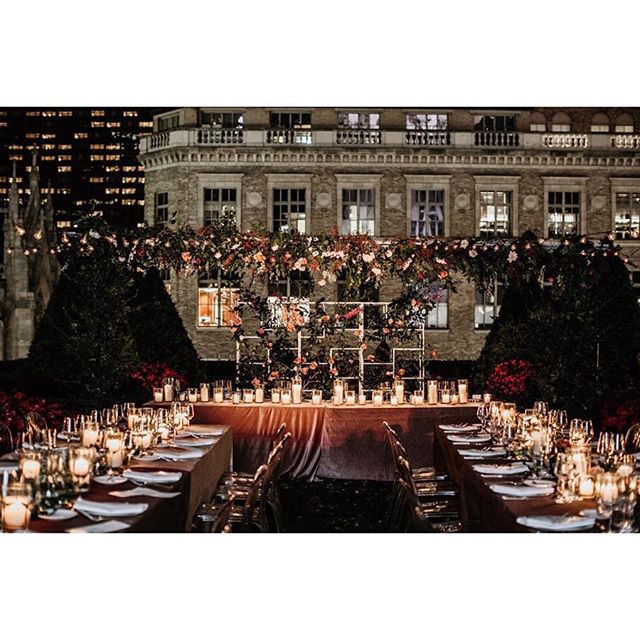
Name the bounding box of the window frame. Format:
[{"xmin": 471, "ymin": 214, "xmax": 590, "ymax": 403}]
[
  {"xmin": 426, "ymin": 288, "xmax": 449, "ymax": 330},
  {"xmin": 474, "ymin": 176, "xmax": 519, "ymax": 238},
  {"xmin": 542, "ymin": 177, "xmax": 588, "ymax": 237},
  {"xmin": 196, "ymin": 173, "xmax": 243, "ymax": 229},
  {"xmin": 154, "ymin": 192, "xmax": 169, "ymax": 225},
  {"xmin": 611, "ymin": 178, "xmax": 640, "ymax": 241},
  {"xmin": 404, "ymin": 175, "xmax": 451, "ymax": 237},
  {"xmin": 474, "ymin": 282, "xmax": 504, "ymax": 331},
  {"xmin": 336, "ymin": 174, "xmax": 381, "ymax": 237},
  {"xmin": 266, "ymin": 174, "xmax": 312, "ymax": 233},
  {"xmin": 197, "ymin": 270, "xmax": 241, "ymax": 329}
]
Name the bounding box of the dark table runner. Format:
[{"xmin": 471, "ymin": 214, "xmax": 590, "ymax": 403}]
[{"xmin": 433, "ymin": 426, "xmax": 598, "ymax": 533}]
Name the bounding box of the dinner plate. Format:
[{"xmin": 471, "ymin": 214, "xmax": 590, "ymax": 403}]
[
  {"xmin": 38, "ymin": 509, "xmax": 78, "ymax": 521},
  {"xmin": 93, "ymin": 475, "xmax": 128, "ymax": 485},
  {"xmin": 57, "ymin": 432, "xmax": 80, "ymax": 442},
  {"xmin": 516, "ymin": 515, "xmax": 596, "ymax": 532},
  {"xmin": 524, "ymin": 479, "xmax": 556, "ymax": 488}
]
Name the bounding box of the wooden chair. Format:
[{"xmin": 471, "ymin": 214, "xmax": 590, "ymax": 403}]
[{"xmin": 193, "ymin": 494, "xmax": 235, "ymax": 533}]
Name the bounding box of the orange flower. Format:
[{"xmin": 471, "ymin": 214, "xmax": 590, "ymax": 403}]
[
  {"xmin": 254, "ymin": 251, "xmax": 265, "ymax": 263},
  {"xmin": 330, "ymin": 367, "xmax": 338, "ymax": 376},
  {"xmin": 353, "ymin": 329, "xmax": 362, "ymax": 338},
  {"xmin": 181, "ymin": 251, "xmax": 191, "ymax": 262},
  {"xmin": 293, "ymin": 356, "xmax": 303, "ymax": 365},
  {"xmin": 360, "ymin": 342, "xmax": 368, "ymax": 350},
  {"xmin": 301, "ymin": 366, "xmax": 309, "ymax": 375},
  {"xmin": 438, "ymin": 270, "xmax": 448, "ymax": 279},
  {"xmin": 309, "ymin": 361, "xmax": 318, "ymax": 370}
]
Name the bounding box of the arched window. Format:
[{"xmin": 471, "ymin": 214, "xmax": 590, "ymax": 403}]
[
  {"xmin": 591, "ymin": 112, "xmax": 610, "ymax": 133},
  {"xmin": 551, "ymin": 112, "xmax": 572, "ymax": 133},
  {"xmin": 615, "ymin": 112, "xmax": 634, "ymax": 134},
  {"xmin": 529, "ymin": 111, "xmax": 547, "ymax": 132}
]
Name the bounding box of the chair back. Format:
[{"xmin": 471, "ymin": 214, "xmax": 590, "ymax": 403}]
[
  {"xmin": 396, "ymin": 478, "xmax": 429, "ymax": 533},
  {"xmin": 272, "ymin": 422, "xmax": 287, "ymax": 448},
  {"xmin": 242, "ymin": 464, "xmax": 268, "ymax": 527},
  {"xmin": 625, "ymin": 423, "xmax": 640, "ymax": 453}
]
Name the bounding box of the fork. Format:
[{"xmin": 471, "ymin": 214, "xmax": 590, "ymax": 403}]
[{"xmin": 74, "ymin": 509, "xmax": 107, "ymax": 522}]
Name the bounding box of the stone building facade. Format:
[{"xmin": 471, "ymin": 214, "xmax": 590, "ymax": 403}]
[{"xmin": 138, "ymin": 107, "xmax": 640, "ymax": 363}]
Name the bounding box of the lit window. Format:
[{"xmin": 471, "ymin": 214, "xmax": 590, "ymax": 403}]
[
  {"xmin": 273, "ymin": 188, "xmax": 306, "ymax": 233},
  {"xmin": 40, "ymin": 155, "xmax": 55, "ymax": 161},
  {"xmin": 42, "ymin": 134, "xmax": 56, "ymax": 139},
  {"xmin": 105, "ymin": 154, "xmax": 121, "ymax": 161},
  {"xmin": 410, "ymin": 189, "xmax": 445, "ymax": 237},
  {"xmin": 58, "ymin": 111, "xmax": 73, "ymax": 117},
  {"xmin": 201, "ymin": 112, "xmax": 243, "ymax": 128},
  {"xmin": 106, "ymin": 122, "xmax": 121, "ymax": 128},
  {"xmin": 203, "ymin": 188, "xmax": 237, "ymax": 225},
  {"xmin": 26, "ymin": 133, "xmax": 40, "ymax": 139},
  {"xmin": 91, "ymin": 121, "xmax": 105, "ymax": 128},
  {"xmin": 41, "ymin": 144, "xmax": 55, "ymax": 150},
  {"xmin": 74, "ymin": 133, "xmax": 88, "ymax": 139},
  {"xmin": 90, "ymin": 155, "xmax": 105, "ymax": 161},
  {"xmin": 530, "ymin": 123, "xmax": 546, "ymax": 132},
  {"xmin": 138, "ymin": 121, "xmax": 154, "ymax": 128},
  {"xmin": 121, "ymin": 199, "xmax": 137, "ymax": 205},
  {"xmin": 198, "ymin": 282, "xmax": 239, "ymax": 328},
  {"xmin": 479, "ymin": 191, "xmax": 511, "ymax": 237},
  {"xmin": 58, "ymin": 144, "xmax": 72, "ymax": 150},
  {"xmin": 105, "ymin": 188, "xmax": 121, "ymax": 194},
  {"xmin": 614, "ymin": 192, "xmax": 640, "ymax": 240},
  {"xmin": 338, "ymin": 112, "xmax": 380, "ymax": 129},
  {"xmin": 91, "ymin": 144, "xmax": 105, "ymax": 150},
  {"xmin": 405, "ymin": 114, "xmax": 448, "ymax": 130},
  {"xmin": 266, "ymin": 275, "xmax": 312, "ymax": 328},
  {"xmin": 123, "ymin": 176, "xmax": 137, "ymax": 183},
  {"xmin": 155, "ymin": 192, "xmax": 169, "ymax": 225},
  {"xmin": 91, "ymin": 110, "xmax": 105, "ymax": 117},
  {"xmin": 56, "ymin": 220, "xmax": 72, "ymax": 228},
  {"xmin": 58, "ymin": 166, "xmax": 72, "ymax": 173},
  {"xmin": 615, "ymin": 125, "xmax": 634, "ymax": 133},
  {"xmin": 123, "ymin": 110, "xmax": 138, "ymax": 117},
  {"xmin": 341, "ymin": 189, "xmax": 375, "ymax": 235},
  {"xmin": 426, "ymin": 289, "xmax": 448, "ymax": 329},
  {"xmin": 475, "ymin": 282, "xmax": 504, "ymax": 329},
  {"xmin": 89, "ymin": 177, "xmax": 104, "ymax": 183},
  {"xmin": 548, "ymin": 191, "xmax": 580, "ymax": 237},
  {"xmin": 591, "ymin": 113, "xmax": 610, "ymax": 133},
  {"xmin": 26, "ymin": 111, "xmax": 41, "ymax": 117},
  {"xmin": 122, "ymin": 188, "xmax": 137, "ymax": 194},
  {"xmin": 105, "ymin": 166, "xmax": 120, "ymax": 172},
  {"xmin": 57, "ymin": 155, "xmax": 72, "ymax": 161}
]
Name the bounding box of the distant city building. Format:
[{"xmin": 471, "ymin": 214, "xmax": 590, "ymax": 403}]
[
  {"xmin": 1, "ymin": 155, "xmax": 59, "ymax": 359},
  {"xmin": 137, "ymin": 108, "xmax": 640, "ymax": 363},
  {"xmin": 0, "ymin": 108, "xmax": 163, "ymax": 227}
]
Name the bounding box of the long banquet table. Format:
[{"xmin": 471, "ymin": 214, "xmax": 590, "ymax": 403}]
[
  {"xmin": 155, "ymin": 401, "xmax": 480, "ymax": 481},
  {"xmin": 433, "ymin": 425, "xmax": 598, "ymax": 532},
  {"xmin": 28, "ymin": 425, "xmax": 232, "ymax": 533}
]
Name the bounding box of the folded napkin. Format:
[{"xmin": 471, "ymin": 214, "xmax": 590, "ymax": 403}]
[
  {"xmin": 185, "ymin": 427, "xmax": 226, "ymax": 437},
  {"xmin": 440, "ymin": 424, "xmax": 481, "ymax": 433},
  {"xmin": 122, "ymin": 470, "xmax": 182, "ymax": 484},
  {"xmin": 109, "ymin": 487, "xmax": 181, "ymax": 499},
  {"xmin": 490, "ymin": 484, "xmax": 555, "ymax": 498},
  {"xmin": 516, "ymin": 515, "xmax": 596, "ymax": 532},
  {"xmin": 67, "ymin": 520, "xmax": 130, "ymax": 533},
  {"xmin": 473, "ymin": 463, "xmax": 529, "ymax": 476},
  {"xmin": 447, "ymin": 434, "xmax": 491, "ymax": 443},
  {"xmin": 74, "ymin": 497, "xmax": 149, "ymax": 517},
  {"xmin": 155, "ymin": 447, "xmax": 204, "ymax": 461},
  {"xmin": 170, "ymin": 436, "xmax": 216, "ymax": 447},
  {"xmin": 460, "ymin": 448, "xmax": 507, "ymax": 459}
]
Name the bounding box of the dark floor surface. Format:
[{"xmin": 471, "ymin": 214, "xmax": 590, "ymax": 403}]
[{"xmin": 280, "ymin": 478, "xmax": 393, "ymax": 533}]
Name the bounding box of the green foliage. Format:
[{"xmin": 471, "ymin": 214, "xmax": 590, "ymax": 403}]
[
  {"xmin": 127, "ymin": 267, "xmax": 203, "ymax": 383},
  {"xmin": 476, "ymin": 244, "xmax": 640, "ymax": 419},
  {"xmin": 28, "ymin": 242, "xmax": 139, "ymax": 410}
]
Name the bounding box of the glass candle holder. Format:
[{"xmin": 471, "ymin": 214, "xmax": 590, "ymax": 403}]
[
  {"xmin": 153, "ymin": 387, "xmax": 164, "ymax": 403},
  {"xmin": 19, "ymin": 451, "xmax": 41, "ymax": 482},
  {"xmin": 413, "ymin": 390, "xmax": 425, "ymax": 405},
  {"xmin": 69, "ymin": 447, "xmax": 93, "ymax": 493},
  {"xmin": 162, "ymin": 378, "xmax": 175, "ymax": 402},
  {"xmin": 1, "ymin": 481, "xmax": 33, "ymax": 533},
  {"xmin": 394, "ymin": 380, "xmax": 405, "ymax": 405},
  {"xmin": 104, "ymin": 430, "xmax": 125, "ymax": 473},
  {"xmin": 81, "ymin": 421, "xmax": 100, "ymax": 448},
  {"xmin": 440, "ymin": 383, "xmax": 451, "ymax": 404},
  {"xmin": 333, "ymin": 380, "xmax": 345, "ymax": 406},
  {"xmin": 271, "ymin": 387, "xmax": 281, "ymax": 404},
  {"xmin": 187, "ymin": 388, "xmax": 199, "ymax": 403},
  {"xmin": 345, "ymin": 390, "xmax": 356, "ymax": 405},
  {"xmin": 312, "ymin": 389, "xmax": 323, "ymax": 405},
  {"xmin": 458, "ymin": 379, "xmax": 469, "ymax": 404},
  {"xmin": 596, "ymin": 472, "xmax": 619, "ymax": 520},
  {"xmin": 483, "ymin": 393, "xmax": 492, "ymax": 404},
  {"xmin": 254, "ymin": 384, "xmax": 265, "ymax": 403},
  {"xmin": 199, "ymin": 383, "xmax": 210, "ymax": 403},
  {"xmin": 427, "ymin": 381, "xmax": 438, "ymax": 405},
  {"xmin": 292, "ymin": 376, "xmax": 303, "ymax": 404},
  {"xmin": 213, "ymin": 386, "xmax": 224, "ymax": 403},
  {"xmin": 231, "ymin": 391, "xmax": 241, "ymax": 405},
  {"xmin": 243, "ymin": 389, "xmax": 255, "ymax": 404},
  {"xmin": 281, "ymin": 389, "xmax": 292, "ymax": 405},
  {"xmin": 372, "ymin": 389, "xmax": 384, "ymax": 406}
]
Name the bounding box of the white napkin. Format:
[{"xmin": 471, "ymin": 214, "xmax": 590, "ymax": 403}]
[
  {"xmin": 169, "ymin": 436, "xmax": 216, "ymax": 447},
  {"xmin": 67, "ymin": 520, "xmax": 130, "ymax": 533},
  {"xmin": 109, "ymin": 488, "xmax": 181, "ymax": 499},
  {"xmin": 155, "ymin": 447, "xmax": 204, "ymax": 461},
  {"xmin": 473, "ymin": 463, "xmax": 529, "ymax": 476},
  {"xmin": 440, "ymin": 424, "xmax": 480, "ymax": 433},
  {"xmin": 185, "ymin": 427, "xmax": 226, "ymax": 437},
  {"xmin": 447, "ymin": 434, "xmax": 491, "ymax": 443},
  {"xmin": 460, "ymin": 448, "xmax": 507, "ymax": 459},
  {"xmin": 491, "ymin": 484, "xmax": 554, "ymax": 497},
  {"xmin": 516, "ymin": 515, "xmax": 596, "ymax": 532},
  {"xmin": 123, "ymin": 470, "xmax": 182, "ymax": 484},
  {"xmin": 74, "ymin": 497, "xmax": 149, "ymax": 517}
]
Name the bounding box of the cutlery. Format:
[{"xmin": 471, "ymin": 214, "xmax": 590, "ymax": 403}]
[{"xmin": 74, "ymin": 509, "xmax": 107, "ymax": 522}]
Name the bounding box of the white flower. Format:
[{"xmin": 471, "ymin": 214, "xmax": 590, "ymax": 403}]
[
  {"xmin": 89, "ymin": 230, "xmax": 100, "ymax": 239},
  {"xmin": 312, "ymin": 250, "xmax": 319, "ymax": 257},
  {"xmin": 435, "ymin": 257, "xmax": 447, "ymax": 265},
  {"xmin": 362, "ymin": 252, "xmax": 375, "ymax": 263},
  {"xmin": 214, "ymin": 251, "xmax": 222, "ymax": 260},
  {"xmin": 371, "ymin": 267, "xmax": 382, "ymax": 277},
  {"xmin": 508, "ymin": 250, "xmax": 518, "ymax": 263},
  {"xmin": 469, "ymin": 249, "xmax": 478, "ymax": 258},
  {"xmin": 271, "ymin": 244, "xmax": 279, "ymax": 251},
  {"xmin": 460, "ymin": 239, "xmax": 469, "ymax": 249},
  {"xmin": 385, "ymin": 249, "xmax": 393, "ymax": 258},
  {"xmin": 318, "ymin": 279, "xmax": 326, "ymax": 287}
]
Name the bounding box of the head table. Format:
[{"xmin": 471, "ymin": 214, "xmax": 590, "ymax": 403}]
[
  {"xmin": 149, "ymin": 401, "xmax": 480, "ymax": 481},
  {"xmin": 433, "ymin": 424, "xmax": 600, "ymax": 532},
  {"xmin": 26, "ymin": 425, "xmax": 232, "ymax": 533}
]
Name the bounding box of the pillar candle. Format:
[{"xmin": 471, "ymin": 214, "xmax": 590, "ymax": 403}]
[
  {"xmin": 163, "ymin": 384, "xmax": 174, "ymax": 402},
  {"xmin": 458, "ymin": 383, "xmax": 468, "ymax": 404},
  {"xmin": 427, "ymin": 382, "xmax": 438, "ymax": 405},
  {"xmin": 255, "ymin": 387, "xmax": 264, "ymax": 403},
  {"xmin": 292, "ymin": 380, "xmax": 302, "ymax": 404}
]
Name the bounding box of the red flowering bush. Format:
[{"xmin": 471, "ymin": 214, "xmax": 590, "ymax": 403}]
[
  {"xmin": 0, "ymin": 390, "xmax": 64, "ymax": 437},
  {"xmin": 127, "ymin": 362, "xmax": 187, "ymax": 392},
  {"xmin": 600, "ymin": 389, "xmax": 640, "ymax": 434},
  {"xmin": 485, "ymin": 359, "xmax": 536, "ymax": 405}
]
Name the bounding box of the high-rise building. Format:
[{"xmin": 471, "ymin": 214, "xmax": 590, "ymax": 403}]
[
  {"xmin": 139, "ymin": 107, "xmax": 640, "ymax": 368},
  {"xmin": 0, "ymin": 108, "xmax": 165, "ymax": 227}
]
